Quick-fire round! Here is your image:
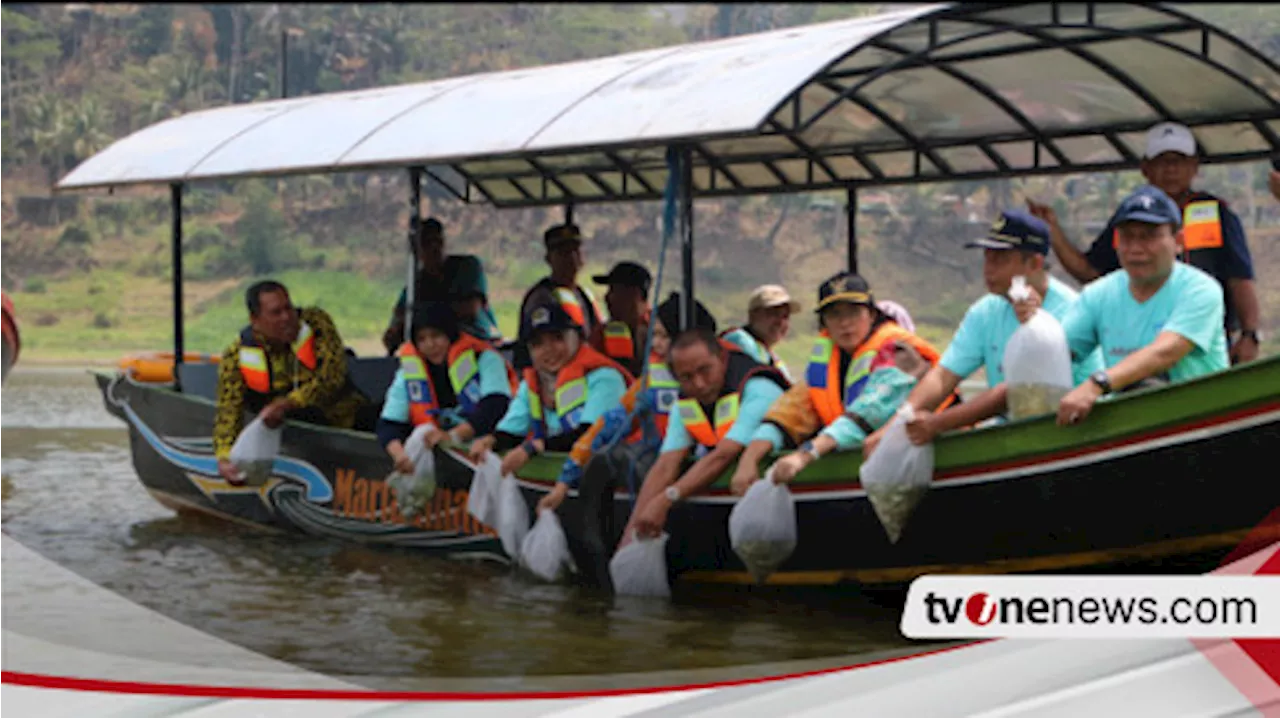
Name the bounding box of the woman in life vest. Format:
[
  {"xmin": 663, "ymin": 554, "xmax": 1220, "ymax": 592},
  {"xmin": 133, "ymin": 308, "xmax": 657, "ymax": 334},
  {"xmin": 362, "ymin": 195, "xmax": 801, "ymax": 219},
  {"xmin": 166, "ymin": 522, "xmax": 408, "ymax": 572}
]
[
  {"xmin": 538, "ymin": 292, "xmax": 716, "ymax": 516},
  {"xmin": 729, "ymin": 271, "xmax": 947, "ymax": 494},
  {"xmin": 376, "ymin": 301, "xmax": 516, "ymax": 475},
  {"xmin": 468, "ymin": 299, "xmax": 633, "ymax": 480}
]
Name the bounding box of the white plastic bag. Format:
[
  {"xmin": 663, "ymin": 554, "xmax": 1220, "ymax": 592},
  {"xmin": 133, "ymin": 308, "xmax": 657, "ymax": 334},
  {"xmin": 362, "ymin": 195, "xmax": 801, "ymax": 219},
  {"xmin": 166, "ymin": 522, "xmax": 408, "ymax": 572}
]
[
  {"xmin": 858, "ymin": 404, "xmax": 934, "ymax": 543},
  {"xmin": 609, "ymin": 530, "xmax": 671, "ymax": 598},
  {"xmin": 466, "ymin": 452, "xmax": 502, "ymax": 528},
  {"xmin": 728, "ymin": 468, "xmax": 797, "ymax": 583},
  {"xmin": 1003, "ymin": 276, "xmax": 1074, "ymax": 421},
  {"xmin": 389, "ymin": 425, "xmax": 437, "ymax": 519},
  {"xmin": 228, "ymin": 417, "xmax": 281, "ymax": 486},
  {"xmin": 495, "ymin": 473, "xmax": 530, "ymax": 560},
  {"xmin": 519, "ymin": 510, "xmax": 575, "ymax": 582}
]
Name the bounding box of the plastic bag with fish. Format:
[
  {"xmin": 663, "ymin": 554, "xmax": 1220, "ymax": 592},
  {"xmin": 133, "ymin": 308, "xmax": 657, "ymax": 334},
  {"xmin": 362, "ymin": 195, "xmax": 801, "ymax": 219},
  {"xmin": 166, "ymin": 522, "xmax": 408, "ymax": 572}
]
[
  {"xmin": 728, "ymin": 468, "xmax": 797, "ymax": 583},
  {"xmin": 519, "ymin": 509, "xmax": 575, "ymax": 582},
  {"xmin": 228, "ymin": 417, "xmax": 281, "ymax": 487},
  {"xmin": 1003, "ymin": 276, "xmax": 1073, "ymax": 421},
  {"xmin": 467, "ymin": 451, "xmax": 502, "ymax": 528},
  {"xmin": 858, "ymin": 404, "xmax": 933, "ymax": 543},
  {"xmin": 389, "ymin": 424, "xmax": 438, "ymax": 519},
  {"xmin": 495, "ymin": 473, "xmax": 530, "ymax": 560},
  {"xmin": 609, "ymin": 530, "xmax": 671, "ymax": 598}
]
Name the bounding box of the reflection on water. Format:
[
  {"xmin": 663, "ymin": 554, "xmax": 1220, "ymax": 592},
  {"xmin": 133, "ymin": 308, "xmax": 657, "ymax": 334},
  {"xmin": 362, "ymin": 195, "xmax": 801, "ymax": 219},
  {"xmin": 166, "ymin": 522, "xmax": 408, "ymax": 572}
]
[{"xmin": 1, "ymin": 368, "xmax": 919, "ymax": 680}]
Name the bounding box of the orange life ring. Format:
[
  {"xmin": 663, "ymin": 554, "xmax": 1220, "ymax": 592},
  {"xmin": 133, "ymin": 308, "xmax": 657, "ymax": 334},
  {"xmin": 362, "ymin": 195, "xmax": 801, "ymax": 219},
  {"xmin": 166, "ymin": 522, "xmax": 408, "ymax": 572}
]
[{"xmin": 119, "ymin": 351, "xmax": 219, "ymax": 383}]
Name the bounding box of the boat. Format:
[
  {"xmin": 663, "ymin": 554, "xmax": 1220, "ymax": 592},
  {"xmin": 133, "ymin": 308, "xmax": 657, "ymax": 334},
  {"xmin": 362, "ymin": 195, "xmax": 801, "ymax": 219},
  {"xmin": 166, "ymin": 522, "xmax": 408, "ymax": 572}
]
[
  {"xmin": 2, "ymin": 291, "xmax": 19, "ymax": 384},
  {"xmin": 61, "ymin": 2, "xmax": 1280, "ymax": 587}
]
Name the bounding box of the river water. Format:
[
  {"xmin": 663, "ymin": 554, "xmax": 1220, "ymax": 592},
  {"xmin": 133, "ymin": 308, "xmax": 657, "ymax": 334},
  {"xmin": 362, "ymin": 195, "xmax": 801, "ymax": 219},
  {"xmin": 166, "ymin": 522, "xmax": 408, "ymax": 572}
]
[{"xmin": 1, "ymin": 368, "xmax": 926, "ymax": 688}]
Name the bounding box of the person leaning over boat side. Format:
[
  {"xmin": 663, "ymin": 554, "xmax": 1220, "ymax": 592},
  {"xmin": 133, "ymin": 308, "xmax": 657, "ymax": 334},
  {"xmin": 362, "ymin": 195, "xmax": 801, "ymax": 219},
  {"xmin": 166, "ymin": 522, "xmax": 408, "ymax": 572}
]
[
  {"xmin": 587, "ymin": 261, "xmax": 653, "ymax": 377},
  {"xmin": 376, "ymin": 302, "xmax": 516, "ymax": 474},
  {"xmin": 538, "ymin": 292, "xmax": 715, "ymax": 515},
  {"xmin": 1028, "ymin": 122, "xmax": 1260, "ymax": 365},
  {"xmin": 214, "ymin": 281, "xmax": 365, "ymax": 485},
  {"xmin": 468, "ymin": 300, "xmax": 633, "ymax": 478},
  {"xmin": 1015, "ymin": 185, "xmax": 1230, "ymax": 428},
  {"xmin": 863, "ymin": 210, "xmax": 1106, "ymax": 456},
  {"xmin": 622, "ymin": 327, "xmax": 790, "ymax": 545},
  {"xmin": 515, "ymin": 223, "xmax": 605, "ymax": 367},
  {"xmin": 719, "ymin": 284, "xmax": 800, "ymax": 381},
  {"xmin": 381, "ymin": 218, "xmax": 500, "ymax": 354},
  {"xmin": 730, "ymin": 272, "xmax": 946, "ymax": 493}
]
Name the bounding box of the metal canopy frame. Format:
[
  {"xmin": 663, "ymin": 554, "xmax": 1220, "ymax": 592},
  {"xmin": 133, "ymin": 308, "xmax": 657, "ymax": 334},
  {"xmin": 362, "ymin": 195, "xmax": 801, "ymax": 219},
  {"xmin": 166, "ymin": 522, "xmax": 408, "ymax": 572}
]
[{"xmin": 55, "ymin": 3, "xmax": 1280, "ymax": 206}]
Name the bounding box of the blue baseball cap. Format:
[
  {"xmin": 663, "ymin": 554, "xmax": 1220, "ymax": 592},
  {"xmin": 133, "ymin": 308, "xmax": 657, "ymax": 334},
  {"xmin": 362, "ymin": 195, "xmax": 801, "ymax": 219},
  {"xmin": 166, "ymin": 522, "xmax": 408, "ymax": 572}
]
[
  {"xmin": 965, "ymin": 210, "xmax": 1050, "ymax": 255},
  {"xmin": 520, "ymin": 300, "xmax": 579, "ymax": 341},
  {"xmin": 1114, "ymin": 184, "xmax": 1182, "ymax": 228}
]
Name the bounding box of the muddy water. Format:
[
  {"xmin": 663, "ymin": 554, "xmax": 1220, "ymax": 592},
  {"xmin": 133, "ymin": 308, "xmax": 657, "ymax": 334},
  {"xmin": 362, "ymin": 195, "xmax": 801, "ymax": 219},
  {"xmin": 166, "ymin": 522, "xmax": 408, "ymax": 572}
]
[{"xmin": 1, "ymin": 368, "xmax": 923, "ymax": 685}]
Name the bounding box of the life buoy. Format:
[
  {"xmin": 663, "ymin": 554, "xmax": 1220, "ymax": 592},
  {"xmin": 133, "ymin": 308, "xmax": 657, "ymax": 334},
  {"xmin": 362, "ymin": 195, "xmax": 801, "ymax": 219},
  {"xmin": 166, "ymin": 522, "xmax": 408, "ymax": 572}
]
[{"xmin": 118, "ymin": 351, "xmax": 220, "ymax": 383}]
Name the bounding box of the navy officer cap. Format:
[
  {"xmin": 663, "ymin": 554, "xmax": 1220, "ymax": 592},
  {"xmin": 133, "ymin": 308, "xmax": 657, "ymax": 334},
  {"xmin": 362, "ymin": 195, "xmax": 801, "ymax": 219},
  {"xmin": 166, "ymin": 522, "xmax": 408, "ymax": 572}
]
[{"xmin": 965, "ymin": 210, "xmax": 1050, "ymax": 255}]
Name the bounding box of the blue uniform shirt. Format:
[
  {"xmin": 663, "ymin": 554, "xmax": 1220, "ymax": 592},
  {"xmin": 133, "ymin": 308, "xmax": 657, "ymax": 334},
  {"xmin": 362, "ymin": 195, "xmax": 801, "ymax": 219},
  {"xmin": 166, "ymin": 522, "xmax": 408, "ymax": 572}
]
[{"xmin": 660, "ymin": 377, "xmax": 786, "ymax": 454}]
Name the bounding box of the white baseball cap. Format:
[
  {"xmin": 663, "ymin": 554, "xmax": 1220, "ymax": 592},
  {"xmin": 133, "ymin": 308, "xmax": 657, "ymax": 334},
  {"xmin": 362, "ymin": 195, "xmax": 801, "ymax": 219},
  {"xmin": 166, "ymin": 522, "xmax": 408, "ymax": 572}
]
[{"xmin": 1144, "ymin": 122, "xmax": 1197, "ymax": 159}]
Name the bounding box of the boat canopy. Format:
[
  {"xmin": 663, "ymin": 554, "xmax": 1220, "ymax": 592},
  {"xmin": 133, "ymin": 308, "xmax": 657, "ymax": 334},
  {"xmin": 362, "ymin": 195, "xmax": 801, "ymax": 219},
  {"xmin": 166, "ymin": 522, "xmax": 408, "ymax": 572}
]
[{"xmin": 57, "ymin": 2, "xmax": 1280, "ymax": 207}]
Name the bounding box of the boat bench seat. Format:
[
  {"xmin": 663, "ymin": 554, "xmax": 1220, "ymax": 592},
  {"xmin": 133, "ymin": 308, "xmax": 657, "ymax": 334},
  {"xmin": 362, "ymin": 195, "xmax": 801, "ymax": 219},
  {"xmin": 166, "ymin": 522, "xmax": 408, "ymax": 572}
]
[{"xmin": 176, "ymin": 354, "xmax": 399, "ymax": 432}]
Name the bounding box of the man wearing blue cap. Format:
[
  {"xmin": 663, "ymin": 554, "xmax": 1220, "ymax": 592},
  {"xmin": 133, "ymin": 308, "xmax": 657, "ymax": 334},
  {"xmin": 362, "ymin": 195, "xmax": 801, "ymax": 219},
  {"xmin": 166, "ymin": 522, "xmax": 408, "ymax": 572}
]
[
  {"xmin": 1021, "ymin": 185, "xmax": 1229, "ymax": 427},
  {"xmin": 1029, "ymin": 122, "xmax": 1259, "ymax": 364},
  {"xmin": 864, "ymin": 210, "xmax": 1105, "ymax": 451}
]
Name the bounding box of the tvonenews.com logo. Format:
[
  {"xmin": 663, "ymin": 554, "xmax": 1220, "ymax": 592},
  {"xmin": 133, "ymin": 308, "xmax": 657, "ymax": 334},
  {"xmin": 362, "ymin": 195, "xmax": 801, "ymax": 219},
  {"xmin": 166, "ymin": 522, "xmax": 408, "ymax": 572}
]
[{"xmin": 900, "ymin": 576, "xmax": 1280, "ymax": 639}]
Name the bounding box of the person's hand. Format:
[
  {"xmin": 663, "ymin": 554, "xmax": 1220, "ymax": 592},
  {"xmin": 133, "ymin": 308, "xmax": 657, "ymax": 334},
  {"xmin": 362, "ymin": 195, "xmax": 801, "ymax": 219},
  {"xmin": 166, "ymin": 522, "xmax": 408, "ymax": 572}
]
[
  {"xmin": 1230, "ymin": 334, "xmax": 1260, "ymax": 365},
  {"xmin": 383, "ymin": 323, "xmax": 403, "ymax": 355},
  {"xmin": 538, "ymin": 482, "xmax": 570, "ymax": 515},
  {"xmin": 1057, "ymin": 380, "xmax": 1103, "ymax": 427},
  {"xmin": 393, "ymin": 452, "xmax": 416, "ymax": 475},
  {"xmin": 424, "ymin": 425, "xmax": 449, "ymax": 449},
  {"xmin": 1026, "ymin": 199, "xmax": 1060, "ymax": 229},
  {"xmin": 769, "ymin": 452, "xmax": 811, "ymax": 484},
  {"xmin": 468, "ymin": 435, "xmax": 496, "ymax": 464},
  {"xmin": 218, "ymin": 459, "xmax": 244, "ymax": 486},
  {"xmin": 862, "ymin": 427, "xmax": 885, "ymax": 460},
  {"xmin": 1269, "ymin": 170, "xmax": 1280, "ymax": 203},
  {"xmin": 730, "ymin": 460, "xmax": 759, "ymax": 496},
  {"xmin": 632, "ymin": 494, "xmax": 673, "ymax": 539},
  {"xmin": 892, "ymin": 341, "xmax": 929, "ymax": 379},
  {"xmin": 1012, "ymin": 284, "xmax": 1042, "ymax": 324},
  {"xmin": 501, "ymin": 446, "xmax": 531, "ymax": 477},
  {"xmin": 259, "ymin": 398, "xmax": 292, "ymax": 429},
  {"xmin": 903, "ymin": 412, "xmax": 940, "ymax": 446}
]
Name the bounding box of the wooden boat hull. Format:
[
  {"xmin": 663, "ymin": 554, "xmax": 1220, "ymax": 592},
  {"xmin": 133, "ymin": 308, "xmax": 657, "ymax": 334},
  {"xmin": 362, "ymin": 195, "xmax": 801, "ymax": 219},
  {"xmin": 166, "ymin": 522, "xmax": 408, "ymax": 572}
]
[
  {"xmin": 94, "ymin": 355, "xmax": 1280, "ymax": 587},
  {"xmin": 2, "ymin": 292, "xmax": 18, "ymax": 384}
]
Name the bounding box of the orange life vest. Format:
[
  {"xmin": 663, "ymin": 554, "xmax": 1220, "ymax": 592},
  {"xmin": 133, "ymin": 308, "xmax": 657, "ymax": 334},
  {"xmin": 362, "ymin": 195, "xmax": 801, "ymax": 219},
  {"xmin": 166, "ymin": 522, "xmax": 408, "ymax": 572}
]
[
  {"xmin": 805, "ymin": 322, "xmax": 956, "ymax": 427},
  {"xmin": 548, "ymin": 282, "xmax": 604, "ymax": 332},
  {"xmin": 524, "ymin": 345, "xmax": 635, "ymax": 439},
  {"xmin": 675, "ymin": 351, "xmax": 790, "ymax": 449},
  {"xmin": 238, "ymin": 321, "xmax": 318, "ymax": 395},
  {"xmin": 399, "ymin": 334, "xmax": 519, "ymax": 427}
]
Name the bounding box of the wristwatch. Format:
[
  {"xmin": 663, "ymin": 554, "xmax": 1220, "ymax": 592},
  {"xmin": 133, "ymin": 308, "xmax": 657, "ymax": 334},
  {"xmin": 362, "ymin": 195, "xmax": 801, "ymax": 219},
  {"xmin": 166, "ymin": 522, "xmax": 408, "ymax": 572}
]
[
  {"xmin": 521, "ymin": 439, "xmax": 541, "ymax": 457},
  {"xmin": 1240, "ymin": 329, "xmax": 1262, "ymax": 344},
  {"xmin": 1089, "ymin": 370, "xmax": 1113, "ymax": 395},
  {"xmin": 664, "ymin": 485, "xmax": 682, "ymax": 503},
  {"xmin": 800, "ymin": 440, "xmax": 822, "ymax": 462}
]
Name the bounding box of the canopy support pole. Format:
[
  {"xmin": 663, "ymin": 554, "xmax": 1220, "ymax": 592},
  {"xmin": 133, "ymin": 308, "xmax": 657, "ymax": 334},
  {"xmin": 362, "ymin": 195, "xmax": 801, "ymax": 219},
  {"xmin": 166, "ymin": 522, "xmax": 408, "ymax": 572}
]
[
  {"xmin": 405, "ymin": 166, "xmax": 423, "ymax": 346},
  {"xmin": 170, "ymin": 183, "xmax": 185, "ymax": 391},
  {"xmin": 846, "ymin": 185, "xmax": 859, "ymax": 275},
  {"xmin": 677, "ymin": 147, "xmax": 695, "ymax": 330},
  {"xmin": 564, "ymin": 203, "xmax": 574, "ymax": 226}
]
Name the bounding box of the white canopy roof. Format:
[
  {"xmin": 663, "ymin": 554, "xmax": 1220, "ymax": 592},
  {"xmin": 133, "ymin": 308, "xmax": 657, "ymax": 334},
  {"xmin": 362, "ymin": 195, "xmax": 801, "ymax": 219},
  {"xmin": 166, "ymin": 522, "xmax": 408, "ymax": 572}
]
[{"xmin": 57, "ymin": 2, "xmax": 1280, "ymax": 207}]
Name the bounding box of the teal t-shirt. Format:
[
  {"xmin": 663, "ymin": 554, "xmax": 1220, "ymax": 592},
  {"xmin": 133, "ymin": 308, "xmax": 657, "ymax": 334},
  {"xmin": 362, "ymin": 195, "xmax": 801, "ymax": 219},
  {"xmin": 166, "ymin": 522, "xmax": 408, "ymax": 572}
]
[
  {"xmin": 940, "ymin": 275, "xmax": 1103, "ymax": 388},
  {"xmin": 722, "ymin": 328, "xmax": 793, "ymax": 382},
  {"xmin": 1060, "ymin": 263, "xmax": 1229, "ymax": 383},
  {"xmin": 494, "ymin": 367, "xmax": 627, "ymax": 438},
  {"xmin": 660, "ymin": 377, "xmax": 786, "ymax": 454}
]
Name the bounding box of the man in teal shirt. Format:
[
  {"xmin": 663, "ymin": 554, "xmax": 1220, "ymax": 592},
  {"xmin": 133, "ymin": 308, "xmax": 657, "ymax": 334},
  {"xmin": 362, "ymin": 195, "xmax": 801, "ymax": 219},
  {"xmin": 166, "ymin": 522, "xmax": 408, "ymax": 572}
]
[
  {"xmin": 865, "ymin": 210, "xmax": 1104, "ymax": 453},
  {"xmin": 1043, "ymin": 185, "xmax": 1229, "ymax": 427}
]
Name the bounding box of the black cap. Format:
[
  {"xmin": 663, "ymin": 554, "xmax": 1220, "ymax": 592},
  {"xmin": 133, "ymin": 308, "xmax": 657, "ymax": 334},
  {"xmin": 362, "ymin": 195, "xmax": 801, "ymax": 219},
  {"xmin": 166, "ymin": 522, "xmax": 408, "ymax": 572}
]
[
  {"xmin": 592, "ymin": 261, "xmax": 652, "ymax": 293},
  {"xmin": 965, "ymin": 210, "xmax": 1050, "ymax": 255},
  {"xmin": 815, "ymin": 272, "xmax": 875, "ymax": 313},
  {"xmin": 520, "ymin": 300, "xmax": 579, "ymax": 341},
  {"xmin": 1113, "ymin": 184, "xmax": 1182, "ymax": 228},
  {"xmin": 544, "ymin": 223, "xmax": 583, "ymax": 249},
  {"xmin": 410, "ymin": 300, "xmax": 459, "ymax": 343}
]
